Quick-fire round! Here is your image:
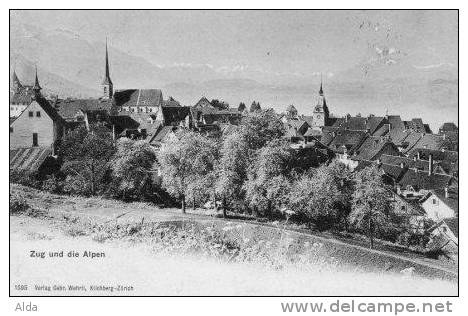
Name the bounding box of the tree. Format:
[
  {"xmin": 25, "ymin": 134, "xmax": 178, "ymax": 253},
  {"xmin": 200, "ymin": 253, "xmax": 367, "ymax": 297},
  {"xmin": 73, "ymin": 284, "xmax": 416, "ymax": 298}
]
[
  {"xmin": 244, "ymin": 140, "xmax": 292, "ymax": 217},
  {"xmin": 215, "ymin": 130, "xmax": 250, "ymax": 216},
  {"xmin": 288, "ymin": 164, "xmax": 344, "ymax": 230},
  {"xmin": 249, "ymin": 101, "xmax": 261, "ymax": 112},
  {"xmin": 238, "ymin": 102, "xmax": 246, "ymax": 112},
  {"xmin": 349, "ymin": 165, "xmax": 393, "ymax": 249},
  {"xmin": 211, "ymin": 99, "xmax": 229, "ymax": 110},
  {"xmin": 240, "ymin": 109, "xmax": 285, "ymax": 150},
  {"xmin": 108, "ymin": 138, "xmax": 158, "ymax": 201},
  {"xmin": 158, "ymin": 130, "xmax": 219, "ymax": 213},
  {"xmin": 58, "ymin": 125, "xmax": 115, "ymax": 196}
]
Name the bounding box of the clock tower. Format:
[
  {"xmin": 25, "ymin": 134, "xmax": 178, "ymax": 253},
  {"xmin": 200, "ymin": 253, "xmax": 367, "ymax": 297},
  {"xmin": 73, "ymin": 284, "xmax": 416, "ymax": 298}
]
[{"xmin": 311, "ymin": 78, "xmax": 329, "ymax": 129}]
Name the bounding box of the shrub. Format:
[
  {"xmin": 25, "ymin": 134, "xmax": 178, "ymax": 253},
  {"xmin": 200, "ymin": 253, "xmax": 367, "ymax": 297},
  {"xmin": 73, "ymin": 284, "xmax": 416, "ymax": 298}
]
[
  {"xmin": 41, "ymin": 175, "xmax": 64, "ymax": 194},
  {"xmin": 9, "ymin": 193, "xmax": 30, "ymax": 215}
]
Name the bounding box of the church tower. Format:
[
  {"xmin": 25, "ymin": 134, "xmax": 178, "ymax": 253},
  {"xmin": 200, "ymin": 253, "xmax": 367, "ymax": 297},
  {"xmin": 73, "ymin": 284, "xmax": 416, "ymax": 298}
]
[
  {"xmin": 101, "ymin": 39, "xmax": 113, "ymax": 100},
  {"xmin": 311, "ymin": 76, "xmax": 329, "ymax": 129},
  {"xmin": 33, "ymin": 66, "xmax": 42, "ymax": 97}
]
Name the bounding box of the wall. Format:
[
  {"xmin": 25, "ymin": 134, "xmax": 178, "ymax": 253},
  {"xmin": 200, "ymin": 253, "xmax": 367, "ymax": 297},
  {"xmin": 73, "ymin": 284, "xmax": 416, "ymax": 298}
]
[
  {"xmin": 422, "ymin": 195, "xmax": 456, "ymax": 221},
  {"xmin": 10, "ymin": 101, "xmax": 55, "ymax": 149}
]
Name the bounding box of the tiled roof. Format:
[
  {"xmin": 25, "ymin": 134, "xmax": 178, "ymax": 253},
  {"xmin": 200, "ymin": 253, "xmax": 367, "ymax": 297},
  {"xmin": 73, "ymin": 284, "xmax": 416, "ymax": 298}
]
[
  {"xmin": 380, "ymin": 154, "xmax": 430, "ymax": 171},
  {"xmin": 10, "ymin": 147, "xmax": 53, "ymax": 172},
  {"xmin": 444, "ymin": 218, "xmax": 459, "ymax": 238},
  {"xmin": 304, "ymin": 128, "xmax": 323, "ymax": 137},
  {"xmin": 328, "ymin": 130, "xmax": 368, "ymax": 153},
  {"xmin": 10, "ymin": 85, "xmax": 35, "ymax": 104},
  {"xmin": 405, "ymin": 118, "xmax": 426, "ymax": 133},
  {"xmin": 373, "ymin": 124, "xmax": 390, "ymax": 137},
  {"xmin": 194, "ymin": 96, "xmax": 212, "ymax": 108},
  {"xmin": 398, "ymin": 169, "xmax": 453, "ymax": 191},
  {"xmin": 440, "ymin": 131, "xmax": 458, "ymax": 144},
  {"xmin": 329, "ymin": 117, "xmax": 344, "ymax": 127},
  {"xmin": 386, "ymin": 115, "xmax": 405, "ymax": 131},
  {"xmin": 439, "ymin": 122, "xmax": 458, "ymax": 133},
  {"xmin": 301, "ymin": 115, "xmax": 314, "ymax": 126},
  {"xmin": 33, "ymin": 96, "xmax": 67, "ymax": 125},
  {"xmin": 286, "ymin": 118, "xmax": 308, "ymax": 132},
  {"xmin": 407, "ymin": 148, "xmax": 458, "ymax": 164},
  {"xmin": 366, "ymin": 116, "xmax": 385, "ymax": 134},
  {"xmin": 399, "ymin": 131, "xmax": 424, "ymax": 152},
  {"xmin": 163, "ymin": 97, "xmax": 181, "ymax": 107},
  {"xmin": 321, "ymin": 129, "xmax": 337, "ymax": 146},
  {"xmin": 411, "ymin": 134, "xmax": 452, "ymax": 152},
  {"xmin": 379, "ymin": 163, "xmax": 407, "ymax": 182},
  {"xmin": 354, "ymin": 137, "xmax": 396, "ymax": 161},
  {"xmin": 54, "ymin": 98, "xmax": 114, "ymax": 120},
  {"xmin": 340, "ymin": 117, "xmax": 367, "ymax": 131},
  {"xmin": 114, "ymin": 89, "xmax": 163, "ymax": 108}
]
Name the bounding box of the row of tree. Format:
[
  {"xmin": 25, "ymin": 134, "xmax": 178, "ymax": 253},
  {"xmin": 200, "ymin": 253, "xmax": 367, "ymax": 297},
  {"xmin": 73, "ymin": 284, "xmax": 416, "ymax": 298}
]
[{"xmin": 157, "ymin": 109, "xmax": 406, "ymax": 248}]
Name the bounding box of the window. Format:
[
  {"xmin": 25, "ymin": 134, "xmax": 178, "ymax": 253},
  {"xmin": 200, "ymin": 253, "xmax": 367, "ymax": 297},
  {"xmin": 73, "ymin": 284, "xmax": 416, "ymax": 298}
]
[
  {"xmin": 401, "ymin": 205, "xmax": 406, "ymax": 211},
  {"xmin": 36, "ymin": 111, "xmax": 41, "ymax": 117},
  {"xmin": 432, "ymin": 198, "xmax": 437, "ymax": 205},
  {"xmin": 28, "ymin": 111, "xmax": 34, "ymax": 117},
  {"xmin": 9, "ymin": 127, "xmax": 13, "ymax": 133},
  {"xmin": 32, "ymin": 133, "xmax": 38, "ymax": 147}
]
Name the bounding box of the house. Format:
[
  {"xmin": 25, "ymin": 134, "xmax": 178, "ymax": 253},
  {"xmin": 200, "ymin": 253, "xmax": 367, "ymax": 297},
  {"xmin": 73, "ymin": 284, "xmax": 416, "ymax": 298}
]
[
  {"xmin": 285, "ymin": 104, "xmax": 298, "ymax": 118},
  {"xmin": 426, "ymin": 218, "xmax": 458, "ymax": 259},
  {"xmin": 390, "ymin": 191, "xmax": 427, "ymax": 235},
  {"xmin": 10, "ymin": 95, "xmax": 67, "ymax": 151},
  {"xmin": 420, "ymin": 188, "xmax": 458, "ymax": 221},
  {"xmin": 114, "ymin": 88, "xmax": 164, "ymax": 113},
  {"xmin": 191, "ymin": 97, "xmax": 242, "ymax": 129},
  {"xmin": 9, "ymin": 70, "xmax": 37, "ymax": 118}
]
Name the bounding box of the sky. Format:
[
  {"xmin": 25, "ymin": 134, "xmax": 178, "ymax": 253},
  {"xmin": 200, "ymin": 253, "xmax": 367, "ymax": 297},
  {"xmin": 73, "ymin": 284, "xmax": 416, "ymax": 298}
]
[{"xmin": 11, "ymin": 10, "xmax": 458, "ymax": 76}]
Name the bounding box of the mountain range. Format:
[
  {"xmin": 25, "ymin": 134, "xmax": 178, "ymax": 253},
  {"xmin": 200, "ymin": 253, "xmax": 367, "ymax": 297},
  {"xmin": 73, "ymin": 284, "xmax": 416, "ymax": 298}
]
[{"xmin": 10, "ymin": 21, "xmax": 458, "ymax": 131}]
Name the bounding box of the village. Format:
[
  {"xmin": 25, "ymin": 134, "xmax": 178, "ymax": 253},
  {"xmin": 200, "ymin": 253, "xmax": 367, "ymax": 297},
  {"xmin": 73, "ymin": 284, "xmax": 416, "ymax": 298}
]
[{"xmin": 9, "ymin": 40, "xmax": 459, "ymax": 264}]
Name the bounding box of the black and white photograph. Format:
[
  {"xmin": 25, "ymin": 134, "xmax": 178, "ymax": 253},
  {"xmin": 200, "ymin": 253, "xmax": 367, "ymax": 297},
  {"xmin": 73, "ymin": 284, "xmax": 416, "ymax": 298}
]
[{"xmin": 8, "ymin": 8, "xmax": 459, "ymax": 302}]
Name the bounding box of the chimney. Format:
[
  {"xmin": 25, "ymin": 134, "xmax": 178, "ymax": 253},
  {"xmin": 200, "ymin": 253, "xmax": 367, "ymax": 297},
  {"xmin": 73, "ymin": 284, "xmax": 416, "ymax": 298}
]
[
  {"xmin": 445, "ymin": 187, "xmax": 449, "ymax": 198},
  {"xmin": 400, "ymin": 162, "xmax": 405, "ymax": 169},
  {"xmin": 428, "ymin": 154, "xmax": 433, "ymax": 176},
  {"xmin": 417, "ymin": 151, "xmax": 421, "ymax": 160},
  {"xmin": 443, "ymin": 134, "xmax": 446, "ymax": 140},
  {"xmin": 413, "ymin": 156, "xmax": 417, "ymax": 161}
]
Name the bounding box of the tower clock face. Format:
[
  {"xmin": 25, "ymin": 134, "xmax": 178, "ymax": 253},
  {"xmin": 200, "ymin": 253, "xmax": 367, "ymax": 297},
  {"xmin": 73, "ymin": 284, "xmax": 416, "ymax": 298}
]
[{"xmin": 316, "ymin": 114, "xmax": 321, "ymax": 119}]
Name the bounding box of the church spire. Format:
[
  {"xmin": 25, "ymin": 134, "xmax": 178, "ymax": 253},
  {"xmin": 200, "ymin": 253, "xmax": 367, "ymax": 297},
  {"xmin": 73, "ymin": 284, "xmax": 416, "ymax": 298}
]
[
  {"xmin": 319, "ymin": 73, "xmax": 324, "ymax": 96},
  {"xmin": 101, "ymin": 37, "xmax": 113, "ymax": 99},
  {"xmin": 33, "ymin": 65, "xmax": 42, "ymax": 92},
  {"xmin": 102, "ymin": 38, "xmax": 112, "ymax": 85},
  {"xmin": 11, "ymin": 69, "xmax": 22, "ymax": 92}
]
